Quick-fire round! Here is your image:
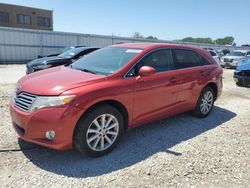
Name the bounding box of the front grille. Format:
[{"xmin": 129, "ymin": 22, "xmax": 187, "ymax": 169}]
[
  {"xmin": 224, "ymin": 58, "xmax": 233, "ymax": 62},
  {"xmin": 13, "ymin": 92, "xmax": 37, "ymax": 112}
]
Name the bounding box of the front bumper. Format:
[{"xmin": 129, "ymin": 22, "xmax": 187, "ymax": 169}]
[
  {"xmin": 234, "ymin": 74, "xmax": 250, "ymax": 87},
  {"xmin": 9, "ymin": 100, "xmax": 84, "ymax": 150}
]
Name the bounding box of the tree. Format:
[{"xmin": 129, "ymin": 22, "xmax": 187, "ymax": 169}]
[
  {"xmin": 181, "ymin": 37, "xmax": 213, "ymax": 44},
  {"xmin": 132, "ymin": 32, "xmax": 144, "ymax": 39},
  {"xmin": 146, "ymin": 36, "xmax": 158, "ymax": 40},
  {"xmin": 214, "ymin": 36, "xmax": 234, "ymax": 45}
]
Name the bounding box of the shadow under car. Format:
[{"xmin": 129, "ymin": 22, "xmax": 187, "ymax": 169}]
[{"xmin": 19, "ymin": 105, "xmax": 236, "ymax": 178}]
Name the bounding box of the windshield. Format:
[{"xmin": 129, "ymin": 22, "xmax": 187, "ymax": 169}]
[
  {"xmin": 227, "ymin": 51, "xmax": 246, "ymax": 56},
  {"xmin": 71, "ymin": 47, "xmax": 143, "ymax": 75},
  {"xmin": 58, "ymin": 47, "xmax": 87, "ymax": 58}
]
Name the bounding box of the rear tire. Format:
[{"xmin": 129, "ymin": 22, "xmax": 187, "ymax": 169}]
[
  {"xmin": 192, "ymin": 87, "xmax": 215, "ymax": 118},
  {"xmin": 73, "ymin": 105, "xmax": 124, "ymax": 157}
]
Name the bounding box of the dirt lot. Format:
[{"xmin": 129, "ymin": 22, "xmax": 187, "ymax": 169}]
[{"xmin": 0, "ymin": 65, "xmax": 249, "ymax": 187}]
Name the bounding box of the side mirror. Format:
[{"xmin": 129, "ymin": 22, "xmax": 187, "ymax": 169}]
[{"xmin": 139, "ymin": 66, "xmax": 156, "ymax": 77}]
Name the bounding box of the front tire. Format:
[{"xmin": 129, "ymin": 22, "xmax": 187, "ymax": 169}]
[
  {"xmin": 74, "ymin": 105, "xmax": 124, "ymax": 157},
  {"xmin": 192, "ymin": 87, "xmax": 215, "ymax": 118}
]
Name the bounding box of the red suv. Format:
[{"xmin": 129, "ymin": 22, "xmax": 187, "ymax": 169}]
[{"xmin": 9, "ymin": 43, "xmax": 223, "ymax": 157}]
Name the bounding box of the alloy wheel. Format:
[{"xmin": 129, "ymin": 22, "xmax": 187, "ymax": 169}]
[
  {"xmin": 86, "ymin": 114, "xmax": 119, "ymax": 151},
  {"xmin": 200, "ymin": 91, "xmax": 214, "ymax": 115}
]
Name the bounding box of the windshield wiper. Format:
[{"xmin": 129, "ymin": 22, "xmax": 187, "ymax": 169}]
[
  {"xmin": 80, "ymin": 68, "xmax": 96, "ymax": 74},
  {"xmin": 69, "ymin": 65, "xmax": 97, "ymax": 74}
]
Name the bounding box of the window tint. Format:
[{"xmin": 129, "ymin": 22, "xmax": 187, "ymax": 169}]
[
  {"xmin": 0, "ymin": 12, "xmax": 9, "ymax": 23},
  {"xmin": 127, "ymin": 49, "xmax": 173, "ymax": 77},
  {"xmin": 173, "ymin": 49, "xmax": 209, "ymax": 69},
  {"xmin": 142, "ymin": 49, "xmax": 173, "ymax": 72},
  {"xmin": 17, "ymin": 14, "xmax": 31, "ymax": 25}
]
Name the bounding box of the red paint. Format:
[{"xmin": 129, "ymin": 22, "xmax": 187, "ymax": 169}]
[{"xmin": 9, "ymin": 43, "xmax": 223, "ymax": 150}]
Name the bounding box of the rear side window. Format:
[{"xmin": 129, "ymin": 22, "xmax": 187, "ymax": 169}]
[{"xmin": 172, "ymin": 49, "xmax": 209, "ymax": 69}]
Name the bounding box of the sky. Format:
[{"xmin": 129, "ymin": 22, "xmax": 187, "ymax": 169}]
[{"xmin": 1, "ymin": 0, "xmax": 250, "ymax": 45}]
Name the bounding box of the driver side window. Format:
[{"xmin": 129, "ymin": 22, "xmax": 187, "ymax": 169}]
[{"xmin": 127, "ymin": 49, "xmax": 173, "ymax": 77}]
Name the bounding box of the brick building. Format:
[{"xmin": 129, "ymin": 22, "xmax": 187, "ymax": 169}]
[{"xmin": 0, "ymin": 3, "xmax": 53, "ymax": 31}]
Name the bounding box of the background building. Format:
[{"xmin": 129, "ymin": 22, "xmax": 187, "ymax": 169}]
[{"xmin": 0, "ymin": 3, "xmax": 53, "ymax": 31}]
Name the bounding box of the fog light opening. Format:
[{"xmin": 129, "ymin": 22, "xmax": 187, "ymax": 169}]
[{"xmin": 46, "ymin": 131, "xmax": 55, "ymax": 141}]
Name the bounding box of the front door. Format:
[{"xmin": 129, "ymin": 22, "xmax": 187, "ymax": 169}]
[{"xmin": 127, "ymin": 49, "xmax": 180, "ymax": 126}]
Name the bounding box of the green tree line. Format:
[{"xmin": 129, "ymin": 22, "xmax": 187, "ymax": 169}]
[
  {"xmin": 132, "ymin": 32, "xmax": 235, "ymax": 45},
  {"xmin": 181, "ymin": 36, "xmax": 235, "ymax": 45}
]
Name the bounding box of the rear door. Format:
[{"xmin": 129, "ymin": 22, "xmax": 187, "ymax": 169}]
[{"xmin": 171, "ymin": 49, "xmax": 211, "ymax": 108}]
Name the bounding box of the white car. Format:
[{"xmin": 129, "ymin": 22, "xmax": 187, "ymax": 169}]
[
  {"xmin": 208, "ymin": 50, "xmax": 221, "ymax": 65},
  {"xmin": 220, "ymin": 50, "xmax": 250, "ymax": 68}
]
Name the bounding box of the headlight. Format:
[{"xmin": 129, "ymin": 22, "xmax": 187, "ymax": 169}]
[
  {"xmin": 34, "ymin": 64, "xmax": 52, "ymax": 70},
  {"xmin": 29, "ymin": 95, "xmax": 75, "ymax": 112},
  {"xmin": 234, "ymin": 58, "xmax": 245, "ymax": 63},
  {"xmin": 12, "ymin": 85, "xmax": 18, "ymax": 103}
]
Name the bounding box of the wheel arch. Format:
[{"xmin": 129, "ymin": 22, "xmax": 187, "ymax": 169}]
[
  {"xmin": 73, "ymin": 99, "xmax": 129, "ymax": 138},
  {"xmin": 204, "ymin": 82, "xmax": 218, "ymax": 100}
]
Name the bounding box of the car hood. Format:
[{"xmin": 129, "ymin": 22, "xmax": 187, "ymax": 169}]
[
  {"xmin": 237, "ymin": 61, "xmax": 250, "ymax": 71},
  {"xmin": 27, "ymin": 56, "xmax": 66, "ymax": 66},
  {"xmin": 17, "ymin": 66, "xmax": 106, "ymax": 95},
  {"xmin": 223, "ymin": 56, "xmax": 245, "ymax": 60}
]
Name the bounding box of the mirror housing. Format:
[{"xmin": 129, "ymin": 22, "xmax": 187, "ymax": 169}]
[{"xmin": 139, "ymin": 66, "xmax": 156, "ymax": 77}]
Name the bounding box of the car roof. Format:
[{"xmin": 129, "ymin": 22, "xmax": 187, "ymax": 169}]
[{"xmin": 111, "ymin": 42, "xmax": 202, "ymax": 51}]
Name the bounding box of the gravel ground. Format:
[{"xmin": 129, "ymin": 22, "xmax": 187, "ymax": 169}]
[{"xmin": 0, "ymin": 65, "xmax": 249, "ymax": 187}]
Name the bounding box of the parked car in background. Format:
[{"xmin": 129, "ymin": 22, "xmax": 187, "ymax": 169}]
[
  {"xmin": 218, "ymin": 49, "xmax": 230, "ymax": 60},
  {"xmin": 206, "ymin": 49, "xmax": 221, "ymax": 65},
  {"xmin": 220, "ymin": 50, "xmax": 250, "ymax": 68},
  {"xmin": 10, "ymin": 43, "xmax": 223, "ymax": 157},
  {"xmin": 26, "ymin": 47, "xmax": 99, "ymax": 74},
  {"xmin": 221, "ymin": 49, "xmax": 230, "ymax": 55},
  {"xmin": 241, "ymin": 44, "xmax": 250, "ymax": 47},
  {"xmin": 234, "ymin": 58, "xmax": 250, "ymax": 87},
  {"xmin": 37, "ymin": 46, "xmax": 86, "ymax": 58}
]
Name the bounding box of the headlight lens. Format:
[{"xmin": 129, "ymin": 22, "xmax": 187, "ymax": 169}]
[
  {"xmin": 34, "ymin": 64, "xmax": 52, "ymax": 70},
  {"xmin": 29, "ymin": 95, "xmax": 75, "ymax": 112}
]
